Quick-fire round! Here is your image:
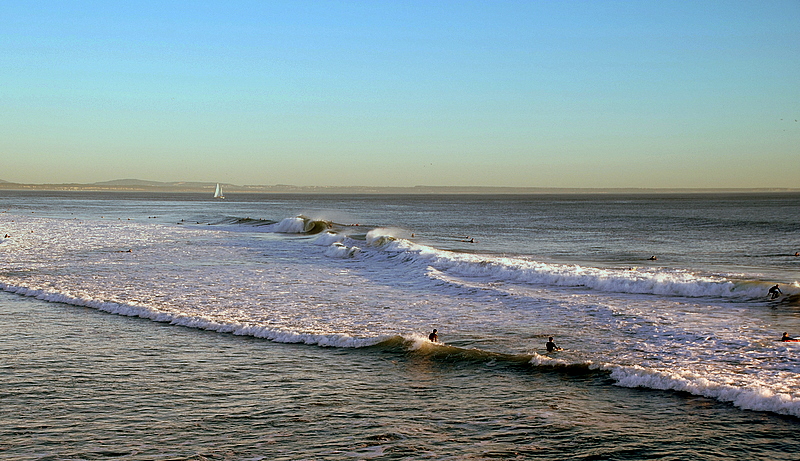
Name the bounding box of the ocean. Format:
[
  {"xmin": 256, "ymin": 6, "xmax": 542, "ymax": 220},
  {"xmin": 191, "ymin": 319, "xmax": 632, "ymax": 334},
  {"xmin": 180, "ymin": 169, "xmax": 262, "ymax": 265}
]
[{"xmin": 1, "ymin": 190, "xmax": 798, "ymax": 460}]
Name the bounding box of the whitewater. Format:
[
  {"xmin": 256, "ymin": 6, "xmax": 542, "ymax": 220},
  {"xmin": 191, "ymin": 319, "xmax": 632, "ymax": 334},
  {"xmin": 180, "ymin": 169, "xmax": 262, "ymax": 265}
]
[{"xmin": 1, "ymin": 191, "xmax": 799, "ymax": 429}]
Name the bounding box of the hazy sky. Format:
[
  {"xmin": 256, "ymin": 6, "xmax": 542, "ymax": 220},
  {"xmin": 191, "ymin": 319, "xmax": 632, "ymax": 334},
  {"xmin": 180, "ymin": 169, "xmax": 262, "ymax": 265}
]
[{"xmin": 2, "ymin": 1, "xmax": 798, "ymax": 188}]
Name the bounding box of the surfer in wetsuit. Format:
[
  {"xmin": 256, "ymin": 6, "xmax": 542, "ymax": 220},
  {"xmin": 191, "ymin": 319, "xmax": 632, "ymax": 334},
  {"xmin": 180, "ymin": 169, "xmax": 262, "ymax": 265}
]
[
  {"xmin": 546, "ymin": 336, "xmax": 561, "ymax": 352},
  {"xmin": 429, "ymin": 329, "xmax": 438, "ymax": 342},
  {"xmin": 781, "ymin": 332, "xmax": 798, "ymax": 342},
  {"xmin": 768, "ymin": 284, "xmax": 782, "ymax": 300}
]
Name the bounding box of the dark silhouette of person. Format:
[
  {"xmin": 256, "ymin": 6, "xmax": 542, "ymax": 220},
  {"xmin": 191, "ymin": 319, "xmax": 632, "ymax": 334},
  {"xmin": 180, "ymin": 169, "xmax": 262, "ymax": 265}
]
[
  {"xmin": 428, "ymin": 329, "xmax": 438, "ymax": 342},
  {"xmin": 546, "ymin": 336, "xmax": 560, "ymax": 352},
  {"xmin": 768, "ymin": 284, "xmax": 782, "ymax": 300}
]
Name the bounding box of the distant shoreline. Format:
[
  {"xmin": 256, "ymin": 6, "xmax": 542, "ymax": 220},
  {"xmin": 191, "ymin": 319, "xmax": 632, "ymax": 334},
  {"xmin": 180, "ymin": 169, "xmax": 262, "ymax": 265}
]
[{"xmin": 0, "ymin": 180, "xmax": 797, "ymax": 195}]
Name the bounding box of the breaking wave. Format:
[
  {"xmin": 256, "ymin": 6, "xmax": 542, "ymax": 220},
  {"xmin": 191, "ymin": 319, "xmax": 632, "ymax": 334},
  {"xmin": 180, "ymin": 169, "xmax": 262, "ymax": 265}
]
[{"xmin": 313, "ymin": 229, "xmax": 795, "ymax": 301}]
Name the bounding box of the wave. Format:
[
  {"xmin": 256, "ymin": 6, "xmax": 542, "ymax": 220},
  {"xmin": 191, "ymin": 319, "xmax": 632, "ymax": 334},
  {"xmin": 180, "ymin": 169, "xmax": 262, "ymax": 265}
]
[
  {"xmin": 3, "ymin": 281, "xmax": 798, "ymax": 418},
  {"xmin": 273, "ymin": 216, "xmax": 332, "ymax": 234},
  {"xmin": 373, "ymin": 335, "xmax": 599, "ymax": 376},
  {"xmin": 207, "ymin": 216, "xmax": 794, "ymax": 300},
  {"xmin": 207, "ymin": 214, "xmax": 334, "ymax": 235},
  {"xmin": 326, "ymin": 229, "xmax": 796, "ymax": 301},
  {"xmin": 604, "ymin": 364, "xmax": 800, "ymax": 418},
  {"xmin": 215, "ymin": 217, "xmax": 277, "ymax": 227},
  {"xmin": 369, "ymin": 334, "xmax": 800, "ymax": 420},
  {"xmin": 208, "ymin": 218, "xmax": 793, "ymax": 300},
  {"xmin": 0, "ymin": 279, "xmax": 596, "ymax": 373},
  {"xmin": 0, "ymin": 282, "xmax": 383, "ymax": 348}
]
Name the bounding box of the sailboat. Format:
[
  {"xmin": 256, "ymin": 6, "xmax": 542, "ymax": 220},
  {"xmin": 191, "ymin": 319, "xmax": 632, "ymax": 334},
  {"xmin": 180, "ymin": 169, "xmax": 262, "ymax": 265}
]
[{"xmin": 213, "ymin": 183, "xmax": 225, "ymax": 199}]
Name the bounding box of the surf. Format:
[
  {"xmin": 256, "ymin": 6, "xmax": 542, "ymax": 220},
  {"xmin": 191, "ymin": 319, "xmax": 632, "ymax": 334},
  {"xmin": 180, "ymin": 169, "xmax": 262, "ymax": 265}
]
[{"xmin": 312, "ymin": 229, "xmax": 793, "ymax": 301}]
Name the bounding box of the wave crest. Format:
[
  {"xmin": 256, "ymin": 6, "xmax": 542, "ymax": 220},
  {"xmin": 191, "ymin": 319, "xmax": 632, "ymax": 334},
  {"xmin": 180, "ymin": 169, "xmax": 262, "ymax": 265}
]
[
  {"xmin": 607, "ymin": 364, "xmax": 800, "ymax": 418},
  {"xmin": 274, "ymin": 216, "xmax": 331, "ymax": 234}
]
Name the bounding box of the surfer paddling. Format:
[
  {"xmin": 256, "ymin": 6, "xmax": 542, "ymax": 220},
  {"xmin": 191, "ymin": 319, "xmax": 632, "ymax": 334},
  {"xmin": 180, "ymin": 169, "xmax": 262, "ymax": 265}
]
[
  {"xmin": 546, "ymin": 336, "xmax": 562, "ymax": 352},
  {"xmin": 768, "ymin": 284, "xmax": 782, "ymax": 300},
  {"xmin": 781, "ymin": 332, "xmax": 799, "ymax": 342}
]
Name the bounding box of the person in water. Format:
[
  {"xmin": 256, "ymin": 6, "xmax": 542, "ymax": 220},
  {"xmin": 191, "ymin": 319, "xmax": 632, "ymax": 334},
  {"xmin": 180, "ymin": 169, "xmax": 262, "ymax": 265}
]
[
  {"xmin": 546, "ymin": 336, "xmax": 561, "ymax": 352},
  {"xmin": 428, "ymin": 329, "xmax": 438, "ymax": 342},
  {"xmin": 768, "ymin": 284, "xmax": 782, "ymax": 299},
  {"xmin": 781, "ymin": 332, "xmax": 798, "ymax": 342}
]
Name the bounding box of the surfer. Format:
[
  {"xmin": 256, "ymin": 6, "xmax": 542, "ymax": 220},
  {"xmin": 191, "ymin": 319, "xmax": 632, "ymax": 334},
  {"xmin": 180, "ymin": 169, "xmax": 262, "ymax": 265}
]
[
  {"xmin": 428, "ymin": 329, "xmax": 438, "ymax": 343},
  {"xmin": 781, "ymin": 332, "xmax": 799, "ymax": 342},
  {"xmin": 648, "ymin": 255, "xmax": 658, "ymax": 261},
  {"xmin": 546, "ymin": 336, "xmax": 561, "ymax": 352},
  {"xmin": 768, "ymin": 284, "xmax": 782, "ymax": 300}
]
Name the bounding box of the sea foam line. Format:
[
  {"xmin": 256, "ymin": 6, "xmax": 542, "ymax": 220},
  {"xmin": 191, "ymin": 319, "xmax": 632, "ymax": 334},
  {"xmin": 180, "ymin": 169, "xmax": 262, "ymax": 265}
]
[
  {"xmin": 602, "ymin": 363, "xmax": 800, "ymax": 418},
  {"xmin": 0, "ymin": 282, "xmax": 384, "ymax": 348},
  {"xmin": 355, "ymin": 230, "xmax": 776, "ymax": 299}
]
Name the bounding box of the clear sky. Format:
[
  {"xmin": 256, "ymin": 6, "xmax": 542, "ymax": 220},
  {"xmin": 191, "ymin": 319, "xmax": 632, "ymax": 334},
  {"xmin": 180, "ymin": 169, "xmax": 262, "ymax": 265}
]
[{"xmin": 1, "ymin": 1, "xmax": 798, "ymax": 188}]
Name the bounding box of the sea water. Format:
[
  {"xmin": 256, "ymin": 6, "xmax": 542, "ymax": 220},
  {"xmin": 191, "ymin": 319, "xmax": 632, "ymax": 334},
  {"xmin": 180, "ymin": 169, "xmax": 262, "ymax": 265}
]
[{"xmin": 0, "ymin": 190, "xmax": 798, "ymax": 460}]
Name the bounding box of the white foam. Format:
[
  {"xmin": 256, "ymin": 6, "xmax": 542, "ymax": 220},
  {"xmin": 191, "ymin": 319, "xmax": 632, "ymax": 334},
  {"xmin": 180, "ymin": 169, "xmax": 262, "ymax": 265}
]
[
  {"xmin": 274, "ymin": 217, "xmax": 307, "ymax": 233},
  {"xmin": 606, "ymin": 364, "xmax": 800, "ymax": 418},
  {"xmin": 352, "ymin": 236, "xmax": 773, "ymax": 299},
  {"xmin": 2, "ymin": 211, "xmax": 798, "ymax": 421},
  {"xmin": 324, "ymin": 242, "xmax": 360, "ymax": 258},
  {"xmin": 528, "ymin": 352, "xmax": 582, "ymax": 368},
  {"xmin": 0, "ymin": 281, "xmax": 386, "ymax": 348},
  {"xmin": 314, "ymin": 231, "xmax": 345, "ymax": 246}
]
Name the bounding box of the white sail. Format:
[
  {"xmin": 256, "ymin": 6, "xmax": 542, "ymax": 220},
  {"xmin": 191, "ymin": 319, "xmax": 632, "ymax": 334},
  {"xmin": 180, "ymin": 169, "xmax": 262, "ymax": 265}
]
[{"xmin": 213, "ymin": 183, "xmax": 224, "ymax": 199}]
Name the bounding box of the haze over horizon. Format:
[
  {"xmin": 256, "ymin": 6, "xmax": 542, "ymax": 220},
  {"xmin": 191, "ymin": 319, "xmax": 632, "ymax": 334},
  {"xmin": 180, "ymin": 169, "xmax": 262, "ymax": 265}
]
[{"xmin": 2, "ymin": 1, "xmax": 798, "ymax": 189}]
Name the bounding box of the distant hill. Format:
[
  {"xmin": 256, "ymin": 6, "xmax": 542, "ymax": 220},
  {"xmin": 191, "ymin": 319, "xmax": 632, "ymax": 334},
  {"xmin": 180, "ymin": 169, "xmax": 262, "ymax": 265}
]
[
  {"xmin": 92, "ymin": 179, "xmax": 169, "ymax": 187},
  {"xmin": 0, "ymin": 179, "xmax": 219, "ymax": 192},
  {"xmin": 1, "ymin": 179, "xmax": 798, "ymax": 194},
  {"xmin": 92, "ymin": 179, "xmax": 215, "ymax": 188}
]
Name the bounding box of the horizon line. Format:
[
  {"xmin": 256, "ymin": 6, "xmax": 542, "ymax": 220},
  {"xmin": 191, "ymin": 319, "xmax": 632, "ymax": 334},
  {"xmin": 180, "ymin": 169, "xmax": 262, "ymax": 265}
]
[{"xmin": 0, "ymin": 179, "xmax": 798, "ymax": 195}]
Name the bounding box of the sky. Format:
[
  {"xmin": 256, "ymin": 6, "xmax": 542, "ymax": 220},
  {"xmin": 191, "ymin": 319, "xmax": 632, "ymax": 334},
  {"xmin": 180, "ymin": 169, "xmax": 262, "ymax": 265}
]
[{"xmin": 1, "ymin": 1, "xmax": 798, "ymax": 189}]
